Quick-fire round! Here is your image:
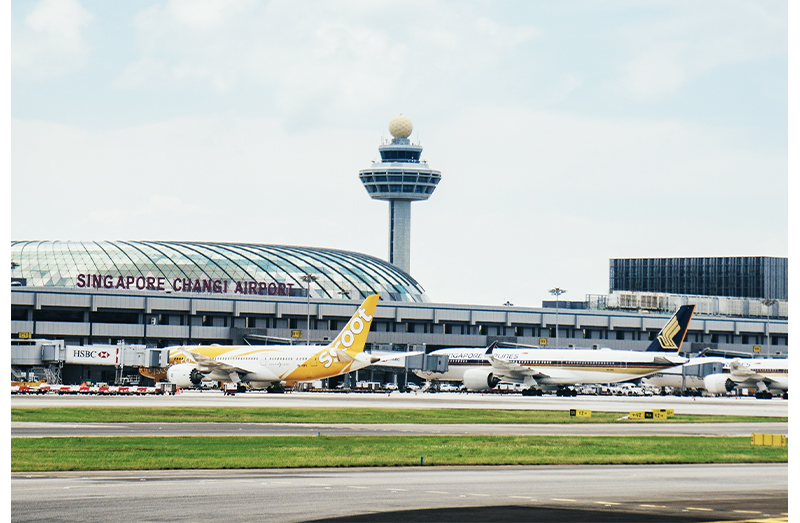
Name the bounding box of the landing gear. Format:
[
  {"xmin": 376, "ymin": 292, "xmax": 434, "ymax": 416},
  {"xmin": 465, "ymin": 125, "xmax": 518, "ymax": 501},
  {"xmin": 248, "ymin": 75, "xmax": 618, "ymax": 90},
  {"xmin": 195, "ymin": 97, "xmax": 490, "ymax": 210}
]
[
  {"xmin": 266, "ymin": 383, "xmax": 286, "ymax": 394},
  {"xmin": 755, "ymin": 390, "xmax": 773, "ymax": 399},
  {"xmin": 521, "ymin": 388, "xmax": 543, "ymax": 396},
  {"xmin": 555, "ymin": 387, "xmax": 577, "ymax": 397}
]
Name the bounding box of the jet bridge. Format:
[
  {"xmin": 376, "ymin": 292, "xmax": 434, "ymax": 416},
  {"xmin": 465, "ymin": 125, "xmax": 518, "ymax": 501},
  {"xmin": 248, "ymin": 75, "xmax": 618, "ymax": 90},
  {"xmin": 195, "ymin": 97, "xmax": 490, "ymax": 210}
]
[{"xmin": 11, "ymin": 339, "xmax": 169, "ymax": 384}]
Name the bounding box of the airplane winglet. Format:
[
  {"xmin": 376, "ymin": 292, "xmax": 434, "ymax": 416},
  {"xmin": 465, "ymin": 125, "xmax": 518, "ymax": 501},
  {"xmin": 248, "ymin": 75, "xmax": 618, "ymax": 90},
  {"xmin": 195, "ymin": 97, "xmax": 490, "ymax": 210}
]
[{"xmin": 485, "ymin": 341, "xmax": 499, "ymax": 355}]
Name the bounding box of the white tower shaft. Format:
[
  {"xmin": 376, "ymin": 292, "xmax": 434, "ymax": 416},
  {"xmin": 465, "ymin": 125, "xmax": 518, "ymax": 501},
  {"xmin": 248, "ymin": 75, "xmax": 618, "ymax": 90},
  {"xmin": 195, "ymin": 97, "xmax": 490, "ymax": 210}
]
[
  {"xmin": 359, "ymin": 115, "xmax": 441, "ymax": 276},
  {"xmin": 390, "ymin": 200, "xmax": 411, "ymax": 273}
]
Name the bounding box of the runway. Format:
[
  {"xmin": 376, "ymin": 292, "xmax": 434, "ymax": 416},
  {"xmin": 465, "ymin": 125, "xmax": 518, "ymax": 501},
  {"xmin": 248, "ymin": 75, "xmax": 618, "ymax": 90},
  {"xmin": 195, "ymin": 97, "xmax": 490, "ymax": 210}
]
[
  {"xmin": 11, "ymin": 391, "xmax": 790, "ymax": 522},
  {"xmin": 11, "ymin": 464, "xmax": 788, "ymax": 523},
  {"xmin": 10, "ymin": 390, "xmax": 790, "ymax": 418},
  {"xmin": 11, "ymin": 420, "xmax": 789, "ymax": 438}
]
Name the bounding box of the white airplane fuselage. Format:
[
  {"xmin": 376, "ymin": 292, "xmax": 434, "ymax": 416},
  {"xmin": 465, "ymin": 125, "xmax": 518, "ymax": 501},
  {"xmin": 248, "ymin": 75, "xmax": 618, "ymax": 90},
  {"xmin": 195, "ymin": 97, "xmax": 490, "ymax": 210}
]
[
  {"xmin": 645, "ymin": 357, "xmax": 789, "ymax": 393},
  {"xmin": 164, "ymin": 294, "xmax": 382, "ymax": 389},
  {"xmin": 415, "ymin": 347, "xmax": 683, "ymax": 388},
  {"xmin": 167, "ymin": 344, "xmax": 377, "ymax": 386}
]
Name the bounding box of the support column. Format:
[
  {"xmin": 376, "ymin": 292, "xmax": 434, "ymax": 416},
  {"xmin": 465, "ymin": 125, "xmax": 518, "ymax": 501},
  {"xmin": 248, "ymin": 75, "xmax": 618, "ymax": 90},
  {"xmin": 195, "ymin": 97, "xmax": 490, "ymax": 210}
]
[{"xmin": 389, "ymin": 200, "xmax": 411, "ymax": 273}]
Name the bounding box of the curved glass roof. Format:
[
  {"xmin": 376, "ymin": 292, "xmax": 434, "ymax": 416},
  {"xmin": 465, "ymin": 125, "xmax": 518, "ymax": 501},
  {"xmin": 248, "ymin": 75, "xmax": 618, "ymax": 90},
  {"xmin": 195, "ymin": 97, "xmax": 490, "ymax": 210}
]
[{"xmin": 10, "ymin": 241, "xmax": 429, "ymax": 303}]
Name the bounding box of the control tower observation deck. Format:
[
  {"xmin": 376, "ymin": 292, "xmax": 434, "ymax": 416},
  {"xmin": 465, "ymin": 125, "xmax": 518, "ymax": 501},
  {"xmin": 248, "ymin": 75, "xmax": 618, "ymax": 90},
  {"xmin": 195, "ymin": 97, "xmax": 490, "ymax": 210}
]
[{"xmin": 359, "ymin": 115, "xmax": 441, "ymax": 274}]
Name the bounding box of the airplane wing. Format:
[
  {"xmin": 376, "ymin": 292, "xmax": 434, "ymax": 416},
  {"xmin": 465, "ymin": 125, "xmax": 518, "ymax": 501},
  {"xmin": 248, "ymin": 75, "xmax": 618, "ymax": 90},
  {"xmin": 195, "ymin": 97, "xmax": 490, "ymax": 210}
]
[
  {"xmin": 728, "ymin": 359, "xmax": 777, "ymax": 385},
  {"xmin": 653, "ymin": 355, "xmax": 687, "ymax": 366},
  {"xmin": 487, "ymin": 354, "xmax": 550, "ymax": 380},
  {"xmin": 178, "ymin": 347, "xmax": 250, "ymax": 375}
]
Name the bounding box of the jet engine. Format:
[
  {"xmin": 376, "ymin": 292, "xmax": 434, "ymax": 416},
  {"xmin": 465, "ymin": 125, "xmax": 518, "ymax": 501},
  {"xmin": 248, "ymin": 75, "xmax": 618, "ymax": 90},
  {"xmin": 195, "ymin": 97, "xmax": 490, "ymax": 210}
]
[
  {"xmin": 462, "ymin": 368, "xmax": 500, "ymax": 391},
  {"xmin": 703, "ymin": 374, "xmax": 735, "ymax": 394},
  {"xmin": 167, "ymin": 363, "xmax": 205, "ymax": 388}
]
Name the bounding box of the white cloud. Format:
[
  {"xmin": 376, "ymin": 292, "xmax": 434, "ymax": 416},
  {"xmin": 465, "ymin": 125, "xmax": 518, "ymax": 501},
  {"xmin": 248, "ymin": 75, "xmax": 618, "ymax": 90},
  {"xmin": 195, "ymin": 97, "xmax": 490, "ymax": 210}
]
[
  {"xmin": 412, "ymin": 104, "xmax": 787, "ymax": 305},
  {"xmin": 115, "ymin": 1, "xmax": 539, "ymax": 122},
  {"xmin": 86, "ymin": 195, "xmax": 206, "ymax": 225},
  {"xmin": 11, "ymin": 105, "xmax": 787, "ymax": 305},
  {"xmin": 11, "ymin": 0, "xmax": 93, "ymax": 79},
  {"xmin": 615, "ymin": 0, "xmax": 786, "ymax": 99}
]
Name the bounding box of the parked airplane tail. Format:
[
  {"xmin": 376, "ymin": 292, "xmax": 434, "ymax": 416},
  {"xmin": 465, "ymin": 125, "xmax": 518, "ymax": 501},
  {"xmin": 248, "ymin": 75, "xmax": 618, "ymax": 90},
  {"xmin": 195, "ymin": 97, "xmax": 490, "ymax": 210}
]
[
  {"xmin": 645, "ymin": 304, "xmax": 696, "ymax": 352},
  {"xmin": 312, "ymin": 294, "xmax": 380, "ymax": 367}
]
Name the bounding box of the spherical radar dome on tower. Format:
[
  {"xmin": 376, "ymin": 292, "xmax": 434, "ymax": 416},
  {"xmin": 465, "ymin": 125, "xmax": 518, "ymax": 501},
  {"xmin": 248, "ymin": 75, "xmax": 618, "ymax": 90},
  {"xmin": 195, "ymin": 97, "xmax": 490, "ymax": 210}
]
[
  {"xmin": 359, "ymin": 114, "xmax": 442, "ymax": 275},
  {"xmin": 389, "ymin": 114, "xmax": 413, "ymax": 139}
]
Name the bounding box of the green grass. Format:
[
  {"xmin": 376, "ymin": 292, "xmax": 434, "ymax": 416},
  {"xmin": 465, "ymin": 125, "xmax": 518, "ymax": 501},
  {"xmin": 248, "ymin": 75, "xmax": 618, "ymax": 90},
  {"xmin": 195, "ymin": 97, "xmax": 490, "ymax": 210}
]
[
  {"xmin": 10, "ymin": 407, "xmax": 786, "ymax": 424},
  {"xmin": 10, "ymin": 435, "xmax": 787, "ymax": 472}
]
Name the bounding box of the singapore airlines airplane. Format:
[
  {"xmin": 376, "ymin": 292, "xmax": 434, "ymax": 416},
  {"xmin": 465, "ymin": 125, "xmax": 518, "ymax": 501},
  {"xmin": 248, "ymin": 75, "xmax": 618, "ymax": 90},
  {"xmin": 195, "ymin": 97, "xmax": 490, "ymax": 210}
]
[
  {"xmin": 644, "ymin": 356, "xmax": 789, "ymax": 399},
  {"xmin": 416, "ymin": 305, "xmax": 695, "ymax": 395},
  {"xmin": 164, "ymin": 294, "xmax": 381, "ymax": 391},
  {"xmin": 703, "ymin": 358, "xmax": 788, "ymax": 399}
]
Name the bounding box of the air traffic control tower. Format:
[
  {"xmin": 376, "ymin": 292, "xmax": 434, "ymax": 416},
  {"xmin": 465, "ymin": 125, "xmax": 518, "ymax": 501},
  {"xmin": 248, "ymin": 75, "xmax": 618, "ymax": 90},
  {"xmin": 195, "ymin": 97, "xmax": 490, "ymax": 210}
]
[{"xmin": 359, "ymin": 115, "xmax": 441, "ymax": 273}]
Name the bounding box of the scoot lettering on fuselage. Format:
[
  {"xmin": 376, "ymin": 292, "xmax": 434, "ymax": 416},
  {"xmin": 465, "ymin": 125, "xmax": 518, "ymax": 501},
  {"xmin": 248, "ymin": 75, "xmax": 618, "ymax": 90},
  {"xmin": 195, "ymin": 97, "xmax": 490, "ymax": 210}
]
[{"xmin": 319, "ymin": 307, "xmax": 374, "ymax": 368}]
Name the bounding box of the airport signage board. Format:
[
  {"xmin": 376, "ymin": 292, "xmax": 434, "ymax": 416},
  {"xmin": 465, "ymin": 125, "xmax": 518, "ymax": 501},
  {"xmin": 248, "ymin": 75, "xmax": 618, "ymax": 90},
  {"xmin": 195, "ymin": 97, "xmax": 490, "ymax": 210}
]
[
  {"xmin": 629, "ymin": 411, "xmax": 657, "ymax": 420},
  {"xmin": 75, "ymin": 273, "xmax": 296, "ymax": 296},
  {"xmin": 66, "ymin": 346, "xmax": 120, "ymax": 365}
]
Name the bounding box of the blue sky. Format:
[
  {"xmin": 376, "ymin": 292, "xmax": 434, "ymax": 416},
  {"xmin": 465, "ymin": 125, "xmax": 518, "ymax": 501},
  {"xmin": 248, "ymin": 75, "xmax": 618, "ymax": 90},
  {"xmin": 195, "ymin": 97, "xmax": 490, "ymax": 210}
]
[{"xmin": 10, "ymin": 0, "xmax": 789, "ymax": 307}]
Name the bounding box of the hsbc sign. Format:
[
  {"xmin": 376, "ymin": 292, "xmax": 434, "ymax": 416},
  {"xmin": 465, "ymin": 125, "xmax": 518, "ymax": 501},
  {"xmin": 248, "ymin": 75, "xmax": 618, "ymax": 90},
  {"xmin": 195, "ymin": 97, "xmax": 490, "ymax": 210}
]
[{"xmin": 66, "ymin": 347, "xmax": 120, "ymax": 365}]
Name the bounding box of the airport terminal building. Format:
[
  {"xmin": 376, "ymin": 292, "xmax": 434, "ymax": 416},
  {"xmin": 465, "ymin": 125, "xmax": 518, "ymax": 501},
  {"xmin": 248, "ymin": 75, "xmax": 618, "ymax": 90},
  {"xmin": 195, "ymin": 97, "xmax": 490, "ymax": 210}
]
[{"xmin": 10, "ymin": 241, "xmax": 789, "ymax": 385}]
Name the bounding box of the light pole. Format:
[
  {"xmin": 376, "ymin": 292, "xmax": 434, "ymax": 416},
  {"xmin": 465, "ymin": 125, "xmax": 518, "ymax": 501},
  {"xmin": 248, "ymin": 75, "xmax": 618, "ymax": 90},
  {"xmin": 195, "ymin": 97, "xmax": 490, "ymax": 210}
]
[
  {"xmin": 762, "ymin": 298, "xmax": 777, "ymax": 354},
  {"xmin": 302, "ymin": 274, "xmax": 318, "ymax": 345},
  {"xmin": 549, "ymin": 288, "xmax": 566, "ymax": 349}
]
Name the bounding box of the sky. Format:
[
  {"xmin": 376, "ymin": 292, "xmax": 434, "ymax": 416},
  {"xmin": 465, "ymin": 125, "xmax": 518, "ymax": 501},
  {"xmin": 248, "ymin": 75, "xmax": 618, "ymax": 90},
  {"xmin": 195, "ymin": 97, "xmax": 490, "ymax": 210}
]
[{"xmin": 9, "ymin": 0, "xmax": 790, "ymax": 308}]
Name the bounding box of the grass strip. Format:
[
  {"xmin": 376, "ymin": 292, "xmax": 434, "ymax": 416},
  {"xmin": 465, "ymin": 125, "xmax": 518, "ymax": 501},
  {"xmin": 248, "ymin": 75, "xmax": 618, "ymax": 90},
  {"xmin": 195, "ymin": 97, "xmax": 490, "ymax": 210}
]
[
  {"xmin": 10, "ymin": 407, "xmax": 786, "ymax": 424},
  {"xmin": 11, "ymin": 435, "xmax": 787, "ymax": 472}
]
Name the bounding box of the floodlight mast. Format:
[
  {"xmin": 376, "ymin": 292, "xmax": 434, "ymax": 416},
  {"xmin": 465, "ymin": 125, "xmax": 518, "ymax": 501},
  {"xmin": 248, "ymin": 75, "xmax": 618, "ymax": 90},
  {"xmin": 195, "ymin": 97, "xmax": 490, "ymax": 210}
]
[
  {"xmin": 762, "ymin": 298, "xmax": 778, "ymax": 354},
  {"xmin": 549, "ymin": 288, "xmax": 567, "ymax": 349},
  {"xmin": 302, "ymin": 274, "xmax": 318, "ymax": 344}
]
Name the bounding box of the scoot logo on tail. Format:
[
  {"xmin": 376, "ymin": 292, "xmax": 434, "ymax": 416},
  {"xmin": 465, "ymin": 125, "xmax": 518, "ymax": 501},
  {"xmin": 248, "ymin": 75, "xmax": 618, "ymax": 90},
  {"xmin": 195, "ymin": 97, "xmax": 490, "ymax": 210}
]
[
  {"xmin": 319, "ymin": 306, "xmax": 374, "ymax": 368},
  {"xmin": 656, "ymin": 317, "xmax": 681, "ymax": 350}
]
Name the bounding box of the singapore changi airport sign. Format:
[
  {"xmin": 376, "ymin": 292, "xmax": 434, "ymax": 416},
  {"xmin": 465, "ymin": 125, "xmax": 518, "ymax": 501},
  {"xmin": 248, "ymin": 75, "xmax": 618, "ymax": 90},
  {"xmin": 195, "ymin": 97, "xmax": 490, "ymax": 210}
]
[{"xmin": 76, "ymin": 274, "xmax": 296, "ymax": 296}]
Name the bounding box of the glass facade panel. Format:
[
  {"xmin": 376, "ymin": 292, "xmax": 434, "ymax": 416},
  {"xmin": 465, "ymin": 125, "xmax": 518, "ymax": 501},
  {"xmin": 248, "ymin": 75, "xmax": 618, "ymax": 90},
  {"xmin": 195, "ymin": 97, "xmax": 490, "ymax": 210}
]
[{"xmin": 10, "ymin": 241, "xmax": 429, "ymax": 302}]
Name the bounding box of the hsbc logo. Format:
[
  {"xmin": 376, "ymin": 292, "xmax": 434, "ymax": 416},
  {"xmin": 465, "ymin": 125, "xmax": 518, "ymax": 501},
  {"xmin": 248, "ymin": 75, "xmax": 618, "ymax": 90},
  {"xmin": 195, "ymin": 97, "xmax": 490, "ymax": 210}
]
[{"xmin": 72, "ymin": 349, "xmax": 112, "ymax": 359}]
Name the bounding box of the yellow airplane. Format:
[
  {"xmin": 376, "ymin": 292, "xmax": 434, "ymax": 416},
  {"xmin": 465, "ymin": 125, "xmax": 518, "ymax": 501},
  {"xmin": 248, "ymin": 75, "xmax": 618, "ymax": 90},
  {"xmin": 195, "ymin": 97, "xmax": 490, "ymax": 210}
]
[{"xmin": 163, "ymin": 294, "xmax": 380, "ymax": 391}]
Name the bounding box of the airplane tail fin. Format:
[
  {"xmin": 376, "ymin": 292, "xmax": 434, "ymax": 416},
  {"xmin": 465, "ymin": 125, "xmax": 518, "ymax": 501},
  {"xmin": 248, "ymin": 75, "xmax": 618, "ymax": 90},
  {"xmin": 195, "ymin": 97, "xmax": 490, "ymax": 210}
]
[
  {"xmin": 645, "ymin": 304, "xmax": 695, "ymax": 352},
  {"xmin": 326, "ymin": 294, "xmax": 380, "ymax": 357}
]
